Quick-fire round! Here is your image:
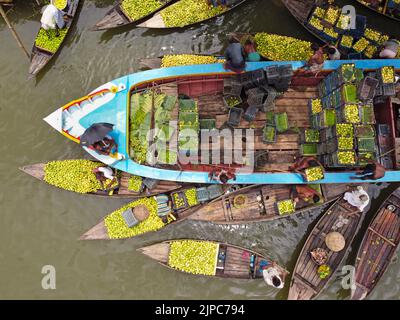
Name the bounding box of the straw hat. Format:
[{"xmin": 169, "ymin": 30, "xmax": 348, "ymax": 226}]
[
  {"xmin": 132, "ymin": 205, "xmax": 150, "ymax": 222},
  {"xmin": 325, "ymin": 232, "xmax": 345, "ymax": 252}
]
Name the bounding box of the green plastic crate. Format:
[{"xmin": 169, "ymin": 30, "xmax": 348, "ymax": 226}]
[
  {"xmin": 274, "ymin": 112, "xmax": 289, "ymax": 133},
  {"xmin": 342, "ymin": 84, "xmax": 358, "ymax": 103},
  {"xmin": 199, "ymin": 119, "xmax": 216, "ymax": 130},
  {"xmin": 262, "ymin": 126, "xmax": 277, "ymax": 143},
  {"xmin": 357, "ymin": 137, "xmax": 376, "ymax": 152},
  {"xmin": 300, "ymin": 143, "xmax": 318, "ymax": 156}
]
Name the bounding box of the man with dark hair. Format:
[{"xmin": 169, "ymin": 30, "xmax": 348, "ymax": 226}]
[
  {"xmin": 327, "ymin": 45, "xmax": 341, "ymax": 60},
  {"xmin": 351, "ymin": 160, "xmax": 386, "ymax": 180},
  {"xmin": 224, "ymin": 36, "xmax": 246, "ymax": 73},
  {"xmin": 292, "ymin": 185, "xmax": 322, "ymax": 204}
]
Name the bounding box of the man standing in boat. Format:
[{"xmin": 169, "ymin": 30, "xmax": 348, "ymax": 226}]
[{"xmin": 40, "ymin": 0, "xmax": 66, "ymax": 37}]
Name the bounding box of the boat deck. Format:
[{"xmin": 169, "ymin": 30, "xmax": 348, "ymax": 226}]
[{"xmin": 150, "ymin": 80, "xmax": 316, "ymax": 172}]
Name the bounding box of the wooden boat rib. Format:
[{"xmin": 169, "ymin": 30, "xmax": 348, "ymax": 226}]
[
  {"xmin": 351, "ymin": 187, "xmax": 400, "ymax": 300},
  {"xmin": 19, "ymin": 162, "xmax": 182, "ymax": 198},
  {"xmin": 288, "ymin": 191, "xmax": 366, "ymax": 300},
  {"xmin": 138, "ymin": 0, "xmax": 248, "ymax": 29},
  {"xmin": 138, "ymin": 239, "xmax": 288, "ymax": 283},
  {"xmin": 355, "ymin": 0, "xmax": 400, "ymax": 22},
  {"xmin": 92, "ymin": 0, "xmax": 180, "ymax": 31},
  {"xmin": 28, "ymin": 0, "xmax": 80, "ymax": 78},
  {"xmin": 188, "ymin": 184, "xmax": 353, "ymax": 224}
]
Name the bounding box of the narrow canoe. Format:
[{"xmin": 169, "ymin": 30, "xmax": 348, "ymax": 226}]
[
  {"xmin": 188, "ymin": 184, "xmax": 353, "ymax": 224},
  {"xmin": 137, "ymin": 0, "xmax": 248, "ymax": 29},
  {"xmin": 28, "ymin": 0, "xmax": 80, "ymax": 78},
  {"xmin": 354, "ymin": 0, "xmax": 400, "ymax": 23},
  {"xmin": 351, "ymin": 187, "xmax": 400, "ymax": 300},
  {"xmin": 288, "ymin": 190, "xmax": 366, "ymax": 300},
  {"xmin": 138, "ymin": 239, "xmax": 288, "ymax": 285},
  {"xmin": 19, "ymin": 161, "xmax": 182, "ymax": 198},
  {"xmin": 80, "ymin": 184, "xmax": 232, "ymax": 240},
  {"xmin": 92, "ymin": 0, "xmax": 180, "ymax": 31}
]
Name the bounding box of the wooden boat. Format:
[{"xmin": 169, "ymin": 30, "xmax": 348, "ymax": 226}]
[
  {"xmin": 351, "ymin": 187, "xmax": 400, "ymax": 300},
  {"xmin": 19, "ymin": 161, "xmax": 182, "ymax": 198},
  {"xmin": 138, "ymin": 239, "xmax": 289, "ymax": 284},
  {"xmin": 80, "ymin": 184, "xmax": 232, "ymax": 240},
  {"xmin": 188, "ymin": 184, "xmax": 353, "ymax": 224},
  {"xmin": 138, "ymin": 0, "xmax": 248, "ymax": 29},
  {"xmin": 281, "ymin": 0, "xmax": 393, "ymax": 59},
  {"xmin": 354, "ymin": 0, "xmax": 400, "ymax": 22},
  {"xmin": 44, "ymin": 59, "xmax": 400, "ymax": 184},
  {"xmin": 28, "ymin": 0, "xmax": 80, "ymax": 78},
  {"xmin": 92, "ymin": 0, "xmax": 179, "ymax": 31},
  {"xmin": 288, "ymin": 192, "xmax": 365, "ymax": 300}
]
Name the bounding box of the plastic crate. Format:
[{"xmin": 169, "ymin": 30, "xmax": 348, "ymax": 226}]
[
  {"xmin": 223, "ymin": 78, "xmax": 243, "ymax": 96},
  {"xmin": 330, "ymin": 150, "xmax": 357, "ymax": 167},
  {"xmin": 317, "ymin": 143, "xmax": 327, "ymax": 155},
  {"xmin": 274, "ymin": 112, "xmax": 289, "ymax": 133},
  {"xmin": 227, "ymin": 107, "xmax": 243, "ymax": 127},
  {"xmin": 279, "ymin": 64, "xmax": 293, "ymax": 78},
  {"xmin": 357, "ymin": 152, "xmax": 377, "ymax": 166},
  {"xmin": 142, "ymin": 177, "xmax": 159, "ymax": 190},
  {"xmin": 265, "ymin": 65, "xmax": 280, "ymax": 85},
  {"xmin": 382, "ymin": 83, "xmax": 396, "ymax": 96},
  {"xmin": 348, "ymin": 15, "xmax": 367, "ymax": 38},
  {"xmin": 357, "ymin": 76, "xmax": 379, "ymax": 101},
  {"xmin": 249, "ymin": 68, "xmax": 267, "ymax": 86},
  {"xmin": 359, "ymin": 104, "xmax": 376, "ymax": 124},
  {"xmin": 347, "ymin": 52, "xmax": 363, "ymax": 60},
  {"xmin": 262, "ymin": 125, "xmax": 277, "ymax": 143},
  {"xmin": 243, "ymin": 106, "xmax": 258, "ymax": 122},
  {"xmin": 246, "ymin": 88, "xmax": 265, "ymax": 105},
  {"xmin": 266, "ymin": 111, "xmax": 275, "ymax": 125},
  {"xmin": 223, "ymin": 94, "xmax": 242, "ymax": 109},
  {"xmin": 300, "ymin": 129, "xmax": 320, "ymax": 143},
  {"xmin": 377, "ymin": 66, "xmax": 396, "ymax": 84},
  {"xmin": 300, "ymin": 143, "xmax": 318, "ymax": 156},
  {"xmin": 379, "ymin": 156, "xmax": 394, "ymax": 169},
  {"xmin": 376, "ymin": 124, "xmax": 390, "ymax": 136},
  {"xmin": 263, "ymin": 86, "xmax": 277, "ymax": 112},
  {"xmin": 320, "ymin": 109, "xmax": 337, "ymax": 128},
  {"xmin": 207, "ymin": 184, "xmax": 224, "ymax": 199},
  {"xmin": 319, "ymin": 127, "xmax": 334, "ymax": 142},
  {"xmin": 199, "ymin": 119, "xmax": 216, "ymax": 130},
  {"xmin": 171, "ymin": 191, "xmax": 189, "ymax": 210},
  {"xmin": 355, "ymin": 124, "xmax": 375, "ymax": 138},
  {"xmin": 357, "ymin": 137, "xmax": 377, "ymax": 152},
  {"xmin": 196, "ymin": 187, "xmax": 209, "ymax": 202}
]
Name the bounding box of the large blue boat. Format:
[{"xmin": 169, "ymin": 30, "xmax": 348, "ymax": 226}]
[{"xmin": 44, "ymin": 60, "xmax": 400, "ymax": 184}]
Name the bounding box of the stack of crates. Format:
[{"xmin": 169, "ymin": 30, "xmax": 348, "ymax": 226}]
[
  {"xmin": 178, "ymin": 99, "xmax": 199, "ymax": 157},
  {"xmin": 311, "ymin": 64, "xmax": 381, "ymax": 168}
]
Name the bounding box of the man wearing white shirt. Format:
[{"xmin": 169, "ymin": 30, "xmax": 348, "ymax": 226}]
[{"xmin": 41, "ymin": 0, "xmax": 65, "ymax": 37}]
